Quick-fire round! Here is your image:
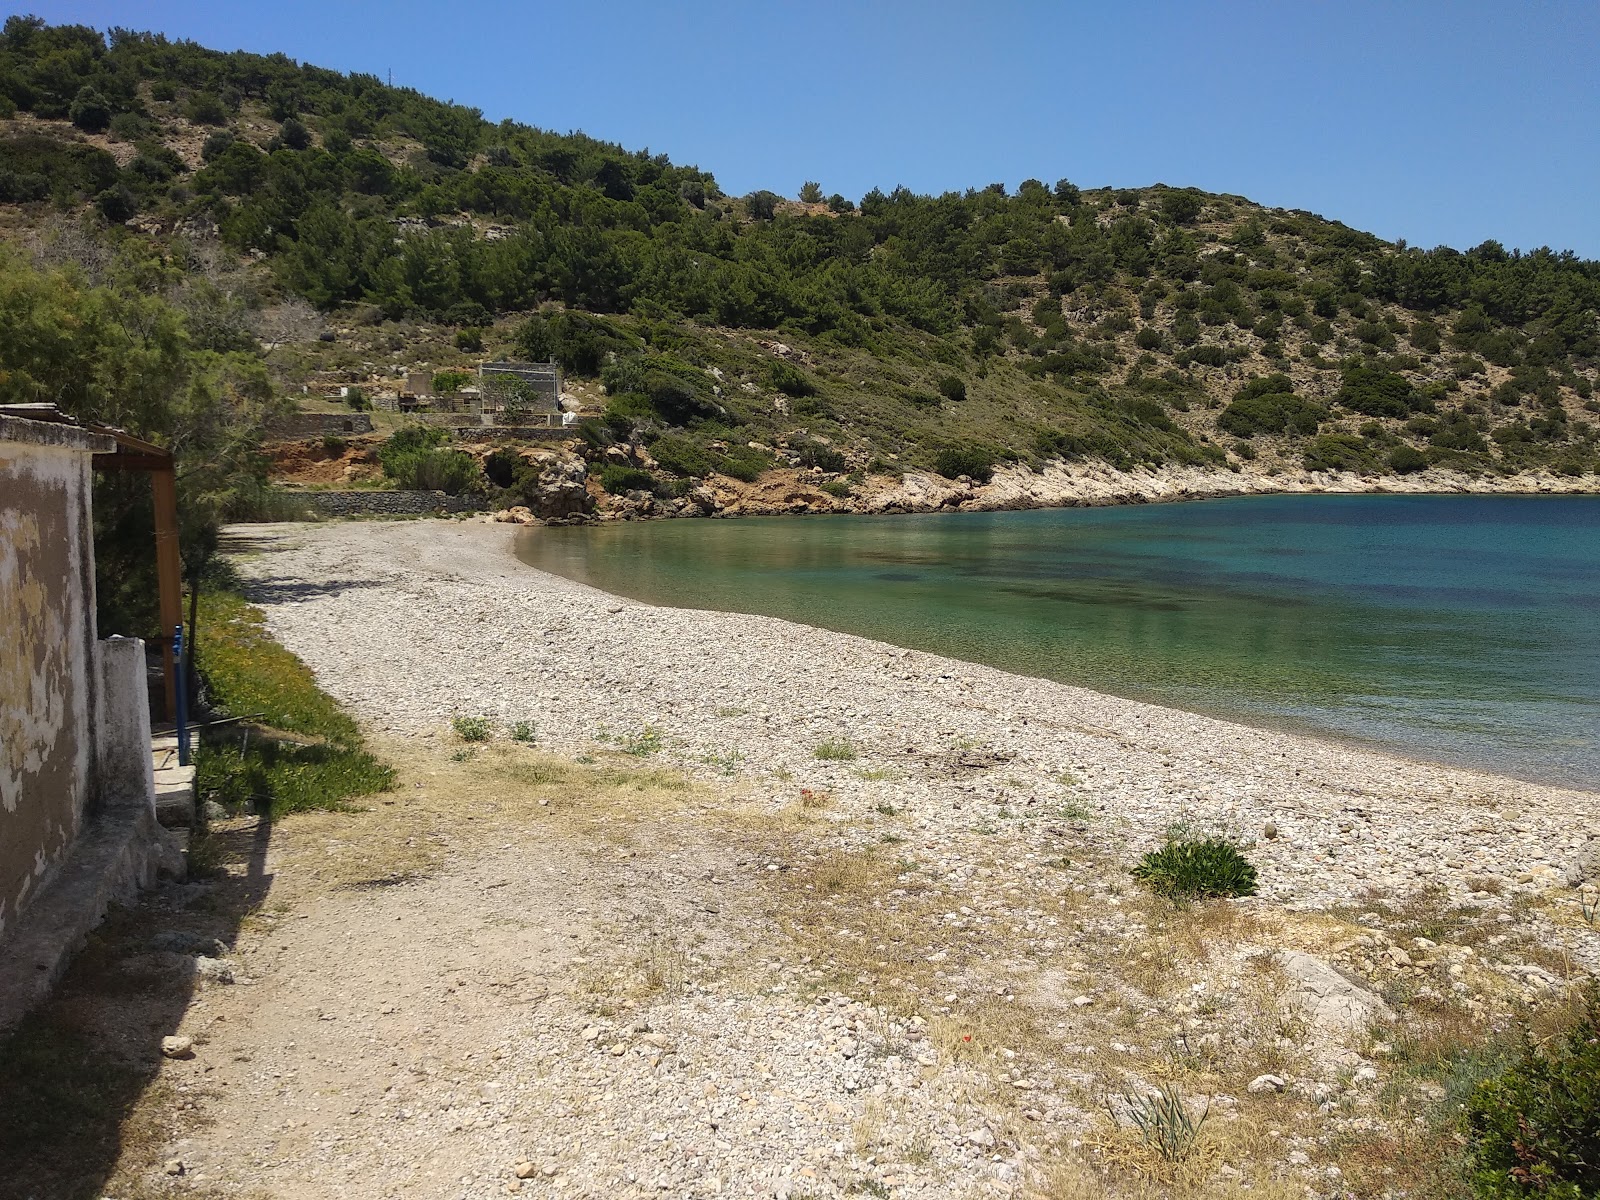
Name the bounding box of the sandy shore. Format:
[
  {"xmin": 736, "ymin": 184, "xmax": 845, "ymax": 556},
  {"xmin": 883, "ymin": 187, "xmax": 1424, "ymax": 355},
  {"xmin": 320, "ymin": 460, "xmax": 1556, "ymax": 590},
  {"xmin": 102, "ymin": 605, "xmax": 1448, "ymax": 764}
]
[{"xmin": 229, "ymin": 519, "xmax": 1596, "ymax": 928}]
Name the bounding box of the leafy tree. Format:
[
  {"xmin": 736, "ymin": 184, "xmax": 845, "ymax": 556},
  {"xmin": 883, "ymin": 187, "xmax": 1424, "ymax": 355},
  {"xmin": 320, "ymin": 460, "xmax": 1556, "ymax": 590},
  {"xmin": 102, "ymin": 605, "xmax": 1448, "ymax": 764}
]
[
  {"xmin": 185, "ymin": 92, "xmax": 229, "ymax": 125},
  {"xmin": 68, "ymin": 83, "xmax": 110, "ymax": 131},
  {"xmin": 745, "ymin": 190, "xmax": 780, "ymax": 220},
  {"xmin": 799, "ymin": 180, "xmax": 822, "ymax": 203},
  {"xmin": 1158, "ymin": 189, "xmax": 1203, "ymax": 225},
  {"xmin": 279, "ymin": 117, "xmax": 311, "ymax": 151}
]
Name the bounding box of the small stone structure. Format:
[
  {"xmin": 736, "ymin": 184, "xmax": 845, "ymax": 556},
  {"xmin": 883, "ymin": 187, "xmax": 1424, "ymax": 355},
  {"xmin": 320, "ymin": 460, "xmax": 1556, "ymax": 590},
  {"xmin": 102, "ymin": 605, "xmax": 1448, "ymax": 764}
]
[
  {"xmin": 478, "ymin": 361, "xmax": 561, "ymax": 422},
  {"xmin": 0, "ymin": 414, "xmax": 173, "ymax": 1028},
  {"xmin": 303, "ymin": 490, "xmax": 480, "ymax": 517}
]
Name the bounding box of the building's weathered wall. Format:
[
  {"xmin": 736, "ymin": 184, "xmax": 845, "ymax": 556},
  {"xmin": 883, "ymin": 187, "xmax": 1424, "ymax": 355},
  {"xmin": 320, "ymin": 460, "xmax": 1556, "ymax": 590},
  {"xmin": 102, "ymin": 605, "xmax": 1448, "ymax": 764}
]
[{"xmin": 0, "ymin": 418, "xmax": 113, "ymax": 941}]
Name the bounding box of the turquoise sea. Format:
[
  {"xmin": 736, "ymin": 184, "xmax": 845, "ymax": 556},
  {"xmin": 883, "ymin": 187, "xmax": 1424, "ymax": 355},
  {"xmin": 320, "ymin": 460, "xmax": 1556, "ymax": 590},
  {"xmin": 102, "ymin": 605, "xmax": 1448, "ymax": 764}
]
[{"xmin": 516, "ymin": 495, "xmax": 1600, "ymax": 790}]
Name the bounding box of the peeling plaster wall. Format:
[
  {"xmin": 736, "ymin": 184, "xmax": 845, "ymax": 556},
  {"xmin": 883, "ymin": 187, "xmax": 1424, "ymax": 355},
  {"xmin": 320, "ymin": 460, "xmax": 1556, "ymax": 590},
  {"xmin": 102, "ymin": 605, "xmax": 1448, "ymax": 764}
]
[{"xmin": 0, "ymin": 420, "xmax": 110, "ymax": 941}]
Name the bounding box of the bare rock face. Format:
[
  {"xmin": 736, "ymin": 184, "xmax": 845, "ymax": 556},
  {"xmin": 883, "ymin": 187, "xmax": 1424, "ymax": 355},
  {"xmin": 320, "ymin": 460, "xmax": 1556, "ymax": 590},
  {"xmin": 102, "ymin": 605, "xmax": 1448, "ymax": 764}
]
[
  {"xmin": 493, "ymin": 450, "xmax": 595, "ymax": 522},
  {"xmin": 526, "ymin": 453, "xmax": 594, "ymax": 519},
  {"xmin": 1277, "ymin": 950, "xmax": 1395, "ymax": 1036}
]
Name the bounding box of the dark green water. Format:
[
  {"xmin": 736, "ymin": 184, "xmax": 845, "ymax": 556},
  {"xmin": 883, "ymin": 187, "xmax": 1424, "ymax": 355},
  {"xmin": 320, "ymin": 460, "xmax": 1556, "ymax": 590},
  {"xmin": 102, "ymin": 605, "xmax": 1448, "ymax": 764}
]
[{"xmin": 516, "ymin": 495, "xmax": 1600, "ymax": 790}]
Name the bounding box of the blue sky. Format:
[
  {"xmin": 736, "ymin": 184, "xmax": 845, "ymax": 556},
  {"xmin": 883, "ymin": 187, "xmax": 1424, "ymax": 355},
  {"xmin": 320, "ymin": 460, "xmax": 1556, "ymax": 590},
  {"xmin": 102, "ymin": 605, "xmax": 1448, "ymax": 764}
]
[{"xmin": 22, "ymin": 0, "xmax": 1600, "ymax": 256}]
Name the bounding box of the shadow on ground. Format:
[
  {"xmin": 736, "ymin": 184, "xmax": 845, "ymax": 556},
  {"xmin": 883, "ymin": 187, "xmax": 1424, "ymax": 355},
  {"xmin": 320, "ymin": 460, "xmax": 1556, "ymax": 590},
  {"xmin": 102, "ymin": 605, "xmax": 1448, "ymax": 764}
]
[{"xmin": 0, "ymin": 813, "xmax": 275, "ymax": 1200}]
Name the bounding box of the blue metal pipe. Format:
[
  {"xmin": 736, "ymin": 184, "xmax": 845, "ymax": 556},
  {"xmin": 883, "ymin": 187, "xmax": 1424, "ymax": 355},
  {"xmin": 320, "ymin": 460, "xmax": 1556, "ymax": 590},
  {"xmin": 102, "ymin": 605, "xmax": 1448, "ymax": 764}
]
[{"xmin": 173, "ymin": 623, "xmax": 190, "ymax": 767}]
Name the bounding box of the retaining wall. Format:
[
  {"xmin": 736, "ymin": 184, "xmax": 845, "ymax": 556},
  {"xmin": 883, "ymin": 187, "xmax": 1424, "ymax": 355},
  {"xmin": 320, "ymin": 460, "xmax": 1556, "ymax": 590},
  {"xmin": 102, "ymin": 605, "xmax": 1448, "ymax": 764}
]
[
  {"xmin": 304, "ymin": 490, "xmax": 480, "ymax": 517},
  {"xmin": 266, "ymin": 412, "xmax": 375, "ymax": 441}
]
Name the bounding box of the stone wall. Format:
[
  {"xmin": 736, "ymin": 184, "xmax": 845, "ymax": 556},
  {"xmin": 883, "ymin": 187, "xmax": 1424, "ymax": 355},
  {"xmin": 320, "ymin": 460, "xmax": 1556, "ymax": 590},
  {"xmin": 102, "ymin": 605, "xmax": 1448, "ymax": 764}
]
[
  {"xmin": 266, "ymin": 412, "xmax": 375, "ymax": 441},
  {"xmin": 452, "ymin": 426, "xmax": 573, "ymax": 444},
  {"xmin": 304, "ymin": 490, "xmax": 480, "ymax": 518},
  {"xmin": 0, "ymin": 416, "xmax": 115, "ymax": 941}
]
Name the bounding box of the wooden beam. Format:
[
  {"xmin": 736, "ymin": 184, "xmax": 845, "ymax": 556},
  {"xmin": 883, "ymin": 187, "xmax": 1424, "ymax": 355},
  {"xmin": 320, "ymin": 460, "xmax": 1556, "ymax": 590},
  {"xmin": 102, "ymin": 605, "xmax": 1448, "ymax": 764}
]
[{"xmin": 150, "ymin": 465, "xmax": 183, "ymax": 722}]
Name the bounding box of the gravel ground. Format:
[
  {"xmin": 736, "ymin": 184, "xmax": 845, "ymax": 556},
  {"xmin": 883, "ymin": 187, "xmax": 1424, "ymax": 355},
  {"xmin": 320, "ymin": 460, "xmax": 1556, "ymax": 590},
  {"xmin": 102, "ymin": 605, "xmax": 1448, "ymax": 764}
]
[
  {"xmin": 230, "ymin": 519, "xmax": 1595, "ymax": 922},
  {"xmin": 162, "ymin": 516, "xmax": 1600, "ymax": 1200}
]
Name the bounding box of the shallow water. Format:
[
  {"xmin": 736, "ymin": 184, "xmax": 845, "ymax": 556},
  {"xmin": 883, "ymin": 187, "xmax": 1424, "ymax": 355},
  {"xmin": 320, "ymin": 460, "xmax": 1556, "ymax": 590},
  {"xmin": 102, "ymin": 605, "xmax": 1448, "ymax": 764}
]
[{"xmin": 516, "ymin": 495, "xmax": 1600, "ymax": 789}]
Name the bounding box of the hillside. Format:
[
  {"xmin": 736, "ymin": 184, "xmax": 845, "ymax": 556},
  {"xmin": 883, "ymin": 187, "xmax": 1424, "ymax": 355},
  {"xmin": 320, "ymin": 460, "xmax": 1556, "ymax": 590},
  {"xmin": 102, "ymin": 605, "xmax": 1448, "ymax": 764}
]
[{"xmin": 4, "ymin": 14, "xmax": 1600, "ymax": 523}]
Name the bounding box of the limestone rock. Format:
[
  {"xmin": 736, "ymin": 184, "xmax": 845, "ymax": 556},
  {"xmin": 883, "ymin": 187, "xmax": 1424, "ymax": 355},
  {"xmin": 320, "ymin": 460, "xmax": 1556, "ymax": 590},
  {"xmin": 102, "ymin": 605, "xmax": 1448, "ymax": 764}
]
[
  {"xmin": 160, "ymin": 1035, "xmax": 195, "ymax": 1059},
  {"xmin": 1564, "ymin": 839, "xmax": 1600, "ymax": 887},
  {"xmin": 195, "ymin": 956, "xmax": 235, "ymax": 984},
  {"xmin": 1247, "ymin": 1073, "xmax": 1286, "ymax": 1094},
  {"xmin": 1277, "ymin": 950, "xmax": 1395, "ymax": 1035}
]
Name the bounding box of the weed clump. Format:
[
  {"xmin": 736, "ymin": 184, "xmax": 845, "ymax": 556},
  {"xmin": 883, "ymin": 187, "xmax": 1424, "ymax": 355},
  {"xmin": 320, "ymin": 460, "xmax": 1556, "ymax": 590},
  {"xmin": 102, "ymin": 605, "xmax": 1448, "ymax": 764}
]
[
  {"xmin": 1464, "ymin": 981, "xmax": 1600, "ymax": 1199},
  {"xmin": 813, "ymin": 739, "xmax": 858, "ymax": 761},
  {"xmin": 1132, "ymin": 837, "xmax": 1258, "ymax": 901},
  {"xmin": 510, "ymin": 721, "xmax": 537, "ymax": 743},
  {"xmin": 451, "ymin": 716, "xmax": 494, "ymax": 743},
  {"xmin": 1109, "ymin": 1084, "xmax": 1209, "ymax": 1163}
]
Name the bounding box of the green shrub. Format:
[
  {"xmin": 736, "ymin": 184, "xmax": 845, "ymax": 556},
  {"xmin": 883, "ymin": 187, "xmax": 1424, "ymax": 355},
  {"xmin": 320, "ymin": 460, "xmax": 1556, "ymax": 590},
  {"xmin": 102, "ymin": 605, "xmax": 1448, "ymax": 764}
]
[
  {"xmin": 791, "ymin": 438, "xmax": 847, "ymax": 473},
  {"xmin": 721, "ymin": 445, "xmax": 770, "ymax": 482},
  {"xmin": 455, "ymin": 327, "xmax": 484, "ymax": 352},
  {"xmin": 937, "ymin": 374, "xmax": 967, "ymax": 403},
  {"xmin": 321, "ymin": 434, "xmax": 346, "ymax": 456},
  {"xmin": 378, "ymin": 427, "xmax": 479, "ymax": 494},
  {"xmin": 819, "ymin": 479, "xmax": 852, "ymax": 498},
  {"xmin": 1132, "ymin": 838, "xmax": 1258, "ymax": 900},
  {"xmin": 771, "ymin": 359, "xmax": 817, "ymax": 397},
  {"xmin": 1303, "ymin": 433, "xmax": 1380, "ymax": 474},
  {"xmin": 934, "ymin": 444, "xmax": 996, "ymax": 482},
  {"xmin": 511, "ymin": 721, "xmax": 536, "ymax": 743},
  {"xmin": 600, "ymin": 464, "xmax": 658, "ymax": 494},
  {"xmin": 1336, "ymin": 365, "xmax": 1426, "ymax": 418},
  {"xmin": 1388, "ymin": 444, "xmax": 1429, "ymax": 474},
  {"xmin": 279, "ymin": 117, "xmax": 311, "ymax": 151},
  {"xmin": 603, "ymin": 352, "xmax": 719, "ymax": 425},
  {"xmin": 200, "ymin": 130, "xmax": 235, "ymax": 162},
  {"xmin": 1218, "ymin": 376, "xmax": 1325, "ymax": 438},
  {"xmin": 648, "ymin": 434, "xmax": 719, "ymax": 477},
  {"xmin": 1465, "ymin": 981, "xmax": 1600, "ymax": 1199},
  {"xmin": 518, "ymin": 310, "xmax": 633, "ymax": 376},
  {"xmin": 451, "ymin": 716, "xmax": 494, "ymax": 742},
  {"xmin": 814, "ymin": 739, "xmax": 857, "ymax": 761}
]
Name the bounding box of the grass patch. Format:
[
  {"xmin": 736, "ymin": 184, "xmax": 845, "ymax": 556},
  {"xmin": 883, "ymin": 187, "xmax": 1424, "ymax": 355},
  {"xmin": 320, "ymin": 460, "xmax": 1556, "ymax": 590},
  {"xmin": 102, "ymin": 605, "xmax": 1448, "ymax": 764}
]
[
  {"xmin": 197, "ymin": 738, "xmax": 394, "ymax": 815},
  {"xmin": 197, "ymin": 591, "xmax": 362, "ymax": 746},
  {"xmin": 196, "ymin": 589, "xmax": 394, "ymax": 815},
  {"xmin": 813, "ymin": 739, "xmax": 858, "ymax": 761},
  {"xmin": 1132, "ymin": 837, "xmax": 1258, "ymax": 902}
]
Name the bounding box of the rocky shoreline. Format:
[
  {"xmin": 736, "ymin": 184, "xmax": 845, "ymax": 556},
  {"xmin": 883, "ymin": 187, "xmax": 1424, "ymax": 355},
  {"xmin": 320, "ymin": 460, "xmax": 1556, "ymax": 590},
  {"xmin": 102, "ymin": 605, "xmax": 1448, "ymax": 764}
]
[{"xmin": 491, "ymin": 449, "xmax": 1600, "ymax": 524}]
